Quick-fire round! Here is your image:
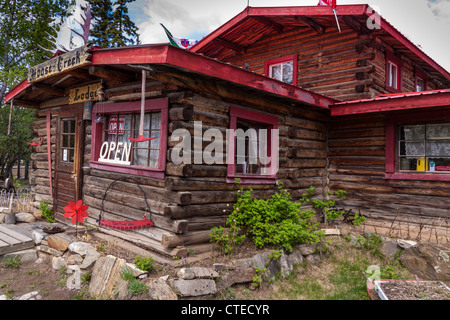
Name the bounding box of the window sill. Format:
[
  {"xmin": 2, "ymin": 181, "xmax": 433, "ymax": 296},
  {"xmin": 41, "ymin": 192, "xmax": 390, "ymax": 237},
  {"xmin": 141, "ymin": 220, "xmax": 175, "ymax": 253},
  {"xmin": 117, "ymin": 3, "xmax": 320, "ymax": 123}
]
[
  {"xmin": 91, "ymin": 161, "xmax": 165, "ymax": 179},
  {"xmin": 385, "ymin": 85, "xmax": 402, "ymax": 94},
  {"xmin": 385, "ymin": 173, "xmax": 450, "ymax": 182},
  {"xmin": 226, "ymin": 175, "xmax": 277, "ymax": 184}
]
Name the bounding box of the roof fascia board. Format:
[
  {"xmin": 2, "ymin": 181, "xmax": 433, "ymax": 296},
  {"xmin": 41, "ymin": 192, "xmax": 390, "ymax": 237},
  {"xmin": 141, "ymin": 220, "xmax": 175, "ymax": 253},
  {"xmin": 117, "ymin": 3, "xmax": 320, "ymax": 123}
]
[
  {"xmin": 4, "ymin": 79, "xmax": 31, "ymax": 103},
  {"xmin": 331, "ymin": 91, "xmax": 450, "ymax": 116}
]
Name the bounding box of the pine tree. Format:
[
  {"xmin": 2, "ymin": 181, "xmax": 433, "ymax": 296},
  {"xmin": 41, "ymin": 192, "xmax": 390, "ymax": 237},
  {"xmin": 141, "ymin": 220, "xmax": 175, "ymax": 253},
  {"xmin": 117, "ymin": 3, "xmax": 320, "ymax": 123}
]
[{"xmin": 89, "ymin": 0, "xmax": 140, "ymax": 48}]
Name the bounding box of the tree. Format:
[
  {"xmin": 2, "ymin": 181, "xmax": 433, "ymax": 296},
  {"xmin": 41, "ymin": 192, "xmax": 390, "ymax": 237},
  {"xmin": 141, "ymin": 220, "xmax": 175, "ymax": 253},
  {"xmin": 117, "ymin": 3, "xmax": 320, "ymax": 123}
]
[
  {"xmin": 90, "ymin": 0, "xmax": 140, "ymax": 48},
  {"xmin": 0, "ymin": 0, "xmax": 73, "ymax": 180},
  {"xmin": 0, "ymin": 0, "xmax": 74, "ymax": 104}
]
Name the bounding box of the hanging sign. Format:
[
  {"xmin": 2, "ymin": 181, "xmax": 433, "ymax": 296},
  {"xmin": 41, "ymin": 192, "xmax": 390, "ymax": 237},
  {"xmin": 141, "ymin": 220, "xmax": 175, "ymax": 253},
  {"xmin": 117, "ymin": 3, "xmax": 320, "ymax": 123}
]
[
  {"xmin": 69, "ymin": 82, "xmax": 102, "ymax": 104},
  {"xmin": 108, "ymin": 116, "xmax": 125, "ymax": 134},
  {"xmin": 27, "ymin": 45, "xmax": 91, "ymax": 83}
]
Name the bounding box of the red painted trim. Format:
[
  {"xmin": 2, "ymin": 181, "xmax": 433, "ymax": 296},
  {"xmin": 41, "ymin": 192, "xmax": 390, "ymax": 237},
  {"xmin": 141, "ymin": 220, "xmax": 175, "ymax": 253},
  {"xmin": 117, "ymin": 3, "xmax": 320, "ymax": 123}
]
[
  {"xmin": 385, "ymin": 110, "xmax": 450, "ymax": 181},
  {"xmin": 90, "ymin": 162, "xmax": 165, "ymax": 179},
  {"xmin": 4, "ymin": 79, "xmax": 31, "ymax": 102},
  {"xmin": 385, "ymin": 52, "xmax": 403, "ymax": 93},
  {"xmin": 264, "ymin": 55, "xmax": 298, "ymax": 86},
  {"xmin": 331, "ymin": 91, "xmax": 450, "ymax": 116},
  {"xmin": 91, "ymin": 98, "xmax": 168, "ymax": 178},
  {"xmin": 414, "ymin": 67, "xmax": 428, "ymax": 92},
  {"xmin": 385, "ymin": 173, "xmax": 450, "ymax": 182},
  {"xmin": 46, "ymin": 109, "xmax": 53, "ymax": 198},
  {"xmin": 227, "ymin": 106, "xmax": 278, "ymax": 184}
]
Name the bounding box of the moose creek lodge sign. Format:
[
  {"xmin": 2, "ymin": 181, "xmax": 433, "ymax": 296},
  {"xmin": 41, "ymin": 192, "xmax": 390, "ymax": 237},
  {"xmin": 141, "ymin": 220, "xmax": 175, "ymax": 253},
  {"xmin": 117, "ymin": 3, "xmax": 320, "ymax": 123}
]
[{"xmin": 27, "ymin": 45, "xmax": 91, "ymax": 83}]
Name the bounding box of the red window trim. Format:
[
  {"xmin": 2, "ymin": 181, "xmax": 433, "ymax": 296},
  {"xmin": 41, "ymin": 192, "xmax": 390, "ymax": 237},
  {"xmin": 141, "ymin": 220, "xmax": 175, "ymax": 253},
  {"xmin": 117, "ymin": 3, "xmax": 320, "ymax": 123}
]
[
  {"xmin": 90, "ymin": 98, "xmax": 168, "ymax": 179},
  {"xmin": 227, "ymin": 106, "xmax": 278, "ymax": 184},
  {"xmin": 414, "ymin": 66, "xmax": 428, "ymax": 92},
  {"xmin": 385, "ymin": 110, "xmax": 450, "ymax": 181},
  {"xmin": 264, "ymin": 54, "xmax": 298, "ymax": 86},
  {"xmin": 385, "ymin": 52, "xmax": 403, "ymax": 93}
]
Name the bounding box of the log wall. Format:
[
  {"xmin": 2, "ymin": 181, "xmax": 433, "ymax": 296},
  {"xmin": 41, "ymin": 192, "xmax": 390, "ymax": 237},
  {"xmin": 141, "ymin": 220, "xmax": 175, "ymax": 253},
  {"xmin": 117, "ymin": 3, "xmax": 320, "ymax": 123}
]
[
  {"xmin": 226, "ymin": 25, "xmax": 448, "ymax": 102},
  {"xmin": 328, "ymin": 114, "xmax": 450, "ymax": 243},
  {"xmin": 27, "ymin": 73, "xmax": 329, "ymax": 258}
]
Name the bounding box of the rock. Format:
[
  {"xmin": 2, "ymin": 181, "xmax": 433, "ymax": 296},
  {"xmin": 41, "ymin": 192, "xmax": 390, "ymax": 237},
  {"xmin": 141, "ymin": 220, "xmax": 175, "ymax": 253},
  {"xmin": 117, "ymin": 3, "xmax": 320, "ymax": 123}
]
[
  {"xmin": 48, "ymin": 233, "xmax": 75, "ymax": 252},
  {"xmin": 68, "ymin": 242, "xmax": 96, "ymax": 256},
  {"xmin": 89, "ymin": 255, "xmax": 126, "ymax": 299},
  {"xmin": 286, "ymin": 249, "xmax": 304, "ymax": 268},
  {"xmin": 305, "ymin": 254, "xmax": 321, "ymax": 264},
  {"xmin": 298, "ymin": 244, "xmax": 317, "ymax": 256},
  {"xmin": 146, "ymin": 278, "xmax": 178, "ymax": 300},
  {"xmin": 67, "ymin": 265, "xmax": 81, "ymax": 290},
  {"xmin": 2, "ymin": 249, "xmax": 37, "ymax": 264},
  {"xmin": 400, "ymin": 242, "xmax": 450, "ymax": 282},
  {"xmin": 32, "ymin": 229, "xmax": 46, "ymax": 245},
  {"xmin": 15, "ymin": 212, "xmax": 36, "ymax": 223},
  {"xmin": 171, "ymin": 279, "xmax": 217, "ymax": 297},
  {"xmin": 381, "ymin": 240, "xmax": 401, "ymax": 259},
  {"xmin": 0, "ymin": 207, "xmax": 11, "ymax": 213},
  {"xmin": 0, "ymin": 213, "xmax": 5, "ymax": 223},
  {"xmin": 52, "ymin": 256, "xmax": 67, "ymax": 270},
  {"xmin": 124, "ymin": 262, "xmax": 147, "ymax": 278},
  {"xmin": 216, "ymin": 266, "xmax": 255, "ymax": 291},
  {"xmin": 0, "ymin": 295, "xmax": 11, "ymax": 300},
  {"xmin": 397, "ymin": 239, "xmax": 417, "ymax": 249},
  {"xmin": 33, "ymin": 210, "xmax": 43, "ymax": 219},
  {"xmin": 36, "ymin": 245, "xmax": 63, "ymax": 257},
  {"xmin": 17, "ymin": 291, "xmax": 39, "ymax": 300},
  {"xmin": 114, "ymin": 277, "xmax": 131, "ymax": 300},
  {"xmin": 177, "ymin": 267, "xmax": 218, "ymax": 279},
  {"xmin": 177, "ymin": 268, "xmax": 195, "ymax": 280},
  {"xmin": 67, "ymin": 254, "xmax": 83, "ymax": 265},
  {"xmin": 80, "ymin": 249, "xmax": 101, "ymax": 270}
]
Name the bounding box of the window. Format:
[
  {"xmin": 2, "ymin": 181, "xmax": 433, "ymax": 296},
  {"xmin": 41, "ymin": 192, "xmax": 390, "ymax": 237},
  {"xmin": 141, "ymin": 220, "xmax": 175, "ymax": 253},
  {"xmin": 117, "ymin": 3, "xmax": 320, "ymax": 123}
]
[
  {"xmin": 385, "ymin": 111, "xmax": 450, "ymax": 181},
  {"xmin": 60, "ymin": 119, "xmax": 76, "ymax": 163},
  {"xmin": 91, "ymin": 98, "xmax": 168, "ymax": 179},
  {"xmin": 227, "ymin": 107, "xmax": 279, "ymax": 184},
  {"xmin": 415, "ymin": 67, "xmax": 428, "ymax": 92},
  {"xmin": 385, "ymin": 53, "xmax": 402, "ymax": 92},
  {"xmin": 264, "ymin": 55, "xmax": 298, "ymax": 86}
]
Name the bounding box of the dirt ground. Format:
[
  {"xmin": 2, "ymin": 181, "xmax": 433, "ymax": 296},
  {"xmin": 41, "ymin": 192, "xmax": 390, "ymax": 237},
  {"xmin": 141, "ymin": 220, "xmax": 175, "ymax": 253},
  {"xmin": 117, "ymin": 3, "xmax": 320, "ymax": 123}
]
[{"xmin": 378, "ymin": 280, "xmax": 450, "ymax": 300}]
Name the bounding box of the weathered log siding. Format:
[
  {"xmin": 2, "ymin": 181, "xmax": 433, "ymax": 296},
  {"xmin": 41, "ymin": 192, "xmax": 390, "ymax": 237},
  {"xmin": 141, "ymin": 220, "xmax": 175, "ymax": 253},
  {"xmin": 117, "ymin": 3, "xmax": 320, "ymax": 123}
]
[
  {"xmin": 226, "ymin": 25, "xmax": 447, "ymax": 102},
  {"xmin": 328, "ymin": 114, "xmax": 450, "ymax": 241}
]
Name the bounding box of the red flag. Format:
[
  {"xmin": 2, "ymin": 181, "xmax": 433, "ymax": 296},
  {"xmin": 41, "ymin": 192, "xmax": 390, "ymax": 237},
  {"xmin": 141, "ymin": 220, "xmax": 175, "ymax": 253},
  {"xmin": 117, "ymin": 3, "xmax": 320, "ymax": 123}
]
[{"xmin": 318, "ymin": 0, "xmax": 336, "ymax": 8}]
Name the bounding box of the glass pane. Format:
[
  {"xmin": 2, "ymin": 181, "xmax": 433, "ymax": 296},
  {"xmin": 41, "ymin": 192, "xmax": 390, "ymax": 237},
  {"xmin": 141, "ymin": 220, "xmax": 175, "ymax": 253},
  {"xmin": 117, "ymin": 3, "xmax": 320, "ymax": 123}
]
[
  {"xmin": 401, "ymin": 125, "xmax": 425, "ymax": 140},
  {"xmin": 427, "ymin": 123, "xmax": 450, "ymax": 139},
  {"xmin": 69, "ymin": 149, "xmax": 75, "ymax": 163},
  {"xmin": 70, "ymin": 120, "xmax": 76, "ymax": 133},
  {"xmin": 62, "ymin": 135, "xmax": 68, "ymax": 148},
  {"xmin": 151, "ymin": 112, "xmax": 161, "ymax": 130},
  {"xmin": 426, "ymin": 141, "xmax": 450, "ymax": 156},
  {"xmin": 416, "ymin": 78, "xmax": 424, "ymax": 91},
  {"xmin": 133, "ymin": 148, "xmax": 148, "ymax": 167},
  {"xmin": 149, "ymin": 149, "xmax": 159, "ymax": 168},
  {"xmin": 69, "ymin": 135, "xmax": 75, "ymax": 148},
  {"xmin": 270, "ymin": 64, "xmax": 282, "ymax": 81},
  {"xmin": 282, "ymin": 61, "xmax": 293, "ymax": 84},
  {"xmin": 399, "ymin": 158, "xmax": 417, "ymax": 171},
  {"xmin": 400, "ymin": 141, "xmax": 425, "ymax": 156},
  {"xmin": 150, "ymin": 131, "xmax": 160, "ymax": 149}
]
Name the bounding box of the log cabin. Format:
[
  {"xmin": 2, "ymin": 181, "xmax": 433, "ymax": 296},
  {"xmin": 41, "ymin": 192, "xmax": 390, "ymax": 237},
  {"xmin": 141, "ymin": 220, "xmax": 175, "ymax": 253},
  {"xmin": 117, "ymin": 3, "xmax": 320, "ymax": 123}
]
[{"xmin": 4, "ymin": 4, "xmax": 450, "ymax": 256}]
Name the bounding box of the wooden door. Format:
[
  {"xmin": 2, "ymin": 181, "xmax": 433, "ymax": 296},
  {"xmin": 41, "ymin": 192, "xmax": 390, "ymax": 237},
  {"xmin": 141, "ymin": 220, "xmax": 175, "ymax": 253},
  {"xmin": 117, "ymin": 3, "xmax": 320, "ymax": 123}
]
[{"xmin": 54, "ymin": 105, "xmax": 84, "ymax": 221}]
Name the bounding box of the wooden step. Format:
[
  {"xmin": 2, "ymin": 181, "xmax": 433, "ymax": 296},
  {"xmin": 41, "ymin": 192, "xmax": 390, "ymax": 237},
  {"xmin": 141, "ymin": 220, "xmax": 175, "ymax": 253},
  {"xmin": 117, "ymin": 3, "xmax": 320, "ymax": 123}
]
[{"xmin": 0, "ymin": 224, "xmax": 35, "ymax": 256}]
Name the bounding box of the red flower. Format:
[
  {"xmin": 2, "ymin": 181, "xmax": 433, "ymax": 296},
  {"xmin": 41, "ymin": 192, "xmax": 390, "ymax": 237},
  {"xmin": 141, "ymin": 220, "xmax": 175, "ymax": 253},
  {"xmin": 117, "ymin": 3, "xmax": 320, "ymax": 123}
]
[{"xmin": 63, "ymin": 200, "xmax": 89, "ymax": 224}]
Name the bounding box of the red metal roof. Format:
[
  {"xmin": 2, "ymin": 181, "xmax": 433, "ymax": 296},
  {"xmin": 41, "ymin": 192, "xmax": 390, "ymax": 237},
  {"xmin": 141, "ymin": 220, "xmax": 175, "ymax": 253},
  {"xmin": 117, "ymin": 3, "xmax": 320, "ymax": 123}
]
[
  {"xmin": 331, "ymin": 89, "xmax": 450, "ymax": 116},
  {"xmin": 190, "ymin": 5, "xmax": 450, "ymax": 82},
  {"xmin": 5, "ymin": 44, "xmax": 337, "ymax": 109}
]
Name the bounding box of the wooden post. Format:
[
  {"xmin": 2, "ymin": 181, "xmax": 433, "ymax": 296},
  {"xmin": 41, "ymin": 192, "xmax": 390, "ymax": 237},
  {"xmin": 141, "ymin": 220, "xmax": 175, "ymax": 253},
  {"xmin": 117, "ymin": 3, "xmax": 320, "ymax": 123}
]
[
  {"xmin": 46, "ymin": 109, "xmax": 53, "ymax": 198},
  {"xmin": 7, "ymin": 99, "xmax": 13, "ymax": 136}
]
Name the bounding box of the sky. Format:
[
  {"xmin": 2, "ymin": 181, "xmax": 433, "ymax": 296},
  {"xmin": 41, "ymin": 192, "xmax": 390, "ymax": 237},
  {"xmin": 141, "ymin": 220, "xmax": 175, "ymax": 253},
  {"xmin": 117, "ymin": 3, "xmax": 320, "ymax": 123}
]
[{"xmin": 72, "ymin": 0, "xmax": 450, "ymax": 72}]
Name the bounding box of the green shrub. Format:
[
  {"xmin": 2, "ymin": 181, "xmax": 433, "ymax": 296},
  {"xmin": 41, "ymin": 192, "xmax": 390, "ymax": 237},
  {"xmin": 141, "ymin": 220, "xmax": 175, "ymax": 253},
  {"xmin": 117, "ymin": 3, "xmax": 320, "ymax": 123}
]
[
  {"xmin": 39, "ymin": 200, "xmax": 55, "ymax": 223},
  {"xmin": 133, "ymin": 255, "xmax": 154, "ymax": 272},
  {"xmin": 210, "ymin": 182, "xmax": 323, "ymax": 254}
]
